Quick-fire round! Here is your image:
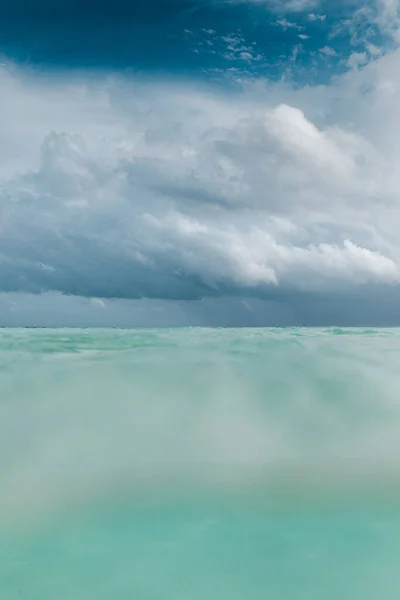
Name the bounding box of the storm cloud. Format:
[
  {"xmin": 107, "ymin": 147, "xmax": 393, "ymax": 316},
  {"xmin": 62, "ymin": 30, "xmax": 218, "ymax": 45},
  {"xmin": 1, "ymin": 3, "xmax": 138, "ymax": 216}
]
[{"xmin": 0, "ymin": 0, "xmax": 400, "ymax": 324}]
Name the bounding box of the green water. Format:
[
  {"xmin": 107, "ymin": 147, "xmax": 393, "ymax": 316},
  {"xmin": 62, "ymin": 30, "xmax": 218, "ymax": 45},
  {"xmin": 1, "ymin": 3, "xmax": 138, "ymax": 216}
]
[{"xmin": 1, "ymin": 327, "xmax": 400, "ymax": 599}]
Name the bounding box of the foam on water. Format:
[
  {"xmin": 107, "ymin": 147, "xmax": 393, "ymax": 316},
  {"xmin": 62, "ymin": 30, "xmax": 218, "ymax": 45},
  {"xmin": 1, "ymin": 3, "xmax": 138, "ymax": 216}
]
[{"xmin": 1, "ymin": 327, "xmax": 400, "ymax": 599}]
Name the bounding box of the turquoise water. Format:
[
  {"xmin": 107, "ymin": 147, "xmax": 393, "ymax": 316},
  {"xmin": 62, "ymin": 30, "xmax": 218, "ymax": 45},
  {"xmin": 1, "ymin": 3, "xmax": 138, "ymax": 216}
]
[{"xmin": 2, "ymin": 327, "xmax": 400, "ymax": 599}]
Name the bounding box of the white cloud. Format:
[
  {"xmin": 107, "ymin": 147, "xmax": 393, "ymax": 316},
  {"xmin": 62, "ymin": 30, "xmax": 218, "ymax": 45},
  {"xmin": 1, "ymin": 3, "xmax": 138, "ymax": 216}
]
[
  {"xmin": 308, "ymin": 13, "xmax": 326, "ymax": 22},
  {"xmin": 347, "ymin": 51, "xmax": 369, "ymax": 69},
  {"xmin": 334, "ymin": 0, "xmax": 400, "ymax": 52},
  {"xmin": 1, "ymin": 42, "xmax": 400, "ymax": 305},
  {"xmin": 276, "ymin": 18, "xmax": 303, "ymax": 30},
  {"xmin": 230, "ymin": 0, "xmax": 400, "ymax": 48},
  {"xmin": 319, "ymin": 46, "xmax": 338, "ymax": 57},
  {"xmin": 228, "ymin": 0, "xmax": 319, "ymax": 11}
]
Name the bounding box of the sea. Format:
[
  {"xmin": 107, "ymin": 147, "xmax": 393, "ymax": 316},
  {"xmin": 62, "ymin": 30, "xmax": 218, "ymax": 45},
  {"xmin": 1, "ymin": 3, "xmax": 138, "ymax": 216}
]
[{"xmin": 1, "ymin": 327, "xmax": 400, "ymax": 599}]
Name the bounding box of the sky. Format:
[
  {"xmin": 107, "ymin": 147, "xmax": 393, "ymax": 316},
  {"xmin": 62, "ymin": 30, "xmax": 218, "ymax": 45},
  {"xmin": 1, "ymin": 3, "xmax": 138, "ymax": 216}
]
[{"xmin": 1, "ymin": 0, "xmax": 400, "ymax": 326}]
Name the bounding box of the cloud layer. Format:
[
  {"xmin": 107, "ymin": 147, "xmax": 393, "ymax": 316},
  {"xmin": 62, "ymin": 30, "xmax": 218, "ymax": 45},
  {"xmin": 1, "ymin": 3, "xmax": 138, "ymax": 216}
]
[{"xmin": 1, "ymin": 2, "xmax": 400, "ymax": 320}]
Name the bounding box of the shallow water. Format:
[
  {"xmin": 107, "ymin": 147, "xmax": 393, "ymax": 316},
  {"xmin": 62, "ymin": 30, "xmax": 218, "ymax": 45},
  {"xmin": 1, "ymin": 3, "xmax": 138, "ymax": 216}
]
[{"xmin": 1, "ymin": 327, "xmax": 400, "ymax": 599}]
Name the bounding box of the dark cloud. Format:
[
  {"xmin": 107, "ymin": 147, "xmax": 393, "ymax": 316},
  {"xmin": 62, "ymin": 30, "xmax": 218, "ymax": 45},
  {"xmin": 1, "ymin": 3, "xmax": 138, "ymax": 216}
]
[{"xmin": 0, "ymin": 1, "xmax": 399, "ymax": 325}]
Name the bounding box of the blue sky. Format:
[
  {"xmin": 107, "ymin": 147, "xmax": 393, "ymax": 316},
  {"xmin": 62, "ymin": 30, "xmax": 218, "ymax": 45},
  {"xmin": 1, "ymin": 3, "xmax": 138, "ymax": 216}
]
[
  {"xmin": 1, "ymin": 0, "xmax": 400, "ymax": 326},
  {"xmin": 0, "ymin": 0, "xmax": 393, "ymax": 79}
]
